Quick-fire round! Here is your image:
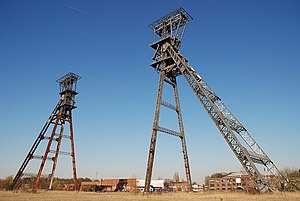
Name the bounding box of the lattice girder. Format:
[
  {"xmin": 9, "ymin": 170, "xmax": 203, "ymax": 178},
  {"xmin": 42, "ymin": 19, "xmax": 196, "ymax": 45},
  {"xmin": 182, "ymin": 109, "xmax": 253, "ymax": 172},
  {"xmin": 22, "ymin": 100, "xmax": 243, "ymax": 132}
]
[{"xmin": 164, "ymin": 41, "xmax": 282, "ymax": 192}]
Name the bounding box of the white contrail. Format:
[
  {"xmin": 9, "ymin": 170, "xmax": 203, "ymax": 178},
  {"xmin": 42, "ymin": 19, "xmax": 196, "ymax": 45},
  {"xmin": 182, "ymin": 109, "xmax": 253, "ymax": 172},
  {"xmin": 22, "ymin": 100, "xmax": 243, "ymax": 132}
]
[{"xmin": 65, "ymin": 3, "xmax": 89, "ymax": 15}]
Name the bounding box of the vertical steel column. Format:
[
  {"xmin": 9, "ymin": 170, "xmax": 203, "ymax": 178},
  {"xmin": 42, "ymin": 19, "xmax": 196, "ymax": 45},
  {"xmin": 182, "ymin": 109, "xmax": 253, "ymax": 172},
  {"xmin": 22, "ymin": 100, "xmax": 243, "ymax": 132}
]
[
  {"xmin": 48, "ymin": 120, "xmax": 65, "ymax": 190},
  {"xmin": 33, "ymin": 115, "xmax": 61, "ymax": 190},
  {"xmin": 69, "ymin": 115, "xmax": 79, "ymax": 191},
  {"xmin": 173, "ymin": 78, "xmax": 192, "ymax": 191},
  {"xmin": 145, "ymin": 71, "xmax": 166, "ymax": 193}
]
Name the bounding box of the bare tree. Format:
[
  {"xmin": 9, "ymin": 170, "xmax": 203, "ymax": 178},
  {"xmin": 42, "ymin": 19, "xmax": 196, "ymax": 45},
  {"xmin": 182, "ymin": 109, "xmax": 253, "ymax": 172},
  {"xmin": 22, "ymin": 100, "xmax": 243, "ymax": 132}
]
[
  {"xmin": 274, "ymin": 168, "xmax": 300, "ymax": 191},
  {"xmin": 0, "ymin": 176, "xmax": 13, "ymax": 190}
]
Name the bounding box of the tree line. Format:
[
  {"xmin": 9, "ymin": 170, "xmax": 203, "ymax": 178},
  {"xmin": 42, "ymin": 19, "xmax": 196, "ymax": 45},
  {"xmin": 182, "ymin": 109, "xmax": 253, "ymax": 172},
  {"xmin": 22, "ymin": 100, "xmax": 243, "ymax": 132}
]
[
  {"xmin": 1, "ymin": 168, "xmax": 299, "ymax": 191},
  {"xmin": 0, "ymin": 176, "xmax": 93, "ymax": 191}
]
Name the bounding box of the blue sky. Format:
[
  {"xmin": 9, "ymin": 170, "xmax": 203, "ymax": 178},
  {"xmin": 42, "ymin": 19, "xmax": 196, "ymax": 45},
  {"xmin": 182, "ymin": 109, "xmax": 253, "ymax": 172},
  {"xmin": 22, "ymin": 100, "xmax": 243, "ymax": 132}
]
[{"xmin": 0, "ymin": 0, "xmax": 299, "ymax": 184}]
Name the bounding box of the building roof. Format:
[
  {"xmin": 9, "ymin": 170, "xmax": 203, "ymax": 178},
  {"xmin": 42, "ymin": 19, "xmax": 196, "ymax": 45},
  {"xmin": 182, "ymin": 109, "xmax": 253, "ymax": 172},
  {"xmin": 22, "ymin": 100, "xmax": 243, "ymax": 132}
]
[{"xmin": 226, "ymin": 171, "xmax": 249, "ymax": 177}]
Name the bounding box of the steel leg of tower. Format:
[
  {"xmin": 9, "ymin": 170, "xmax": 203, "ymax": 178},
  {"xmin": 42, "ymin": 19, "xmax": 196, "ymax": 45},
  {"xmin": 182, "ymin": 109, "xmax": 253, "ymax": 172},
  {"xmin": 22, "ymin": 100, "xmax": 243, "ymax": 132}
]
[
  {"xmin": 145, "ymin": 71, "xmax": 165, "ymax": 193},
  {"xmin": 49, "ymin": 120, "xmax": 65, "ymax": 190},
  {"xmin": 145, "ymin": 71, "xmax": 192, "ymax": 192},
  {"xmin": 69, "ymin": 115, "xmax": 79, "ymax": 191},
  {"xmin": 33, "ymin": 115, "xmax": 61, "ymax": 189},
  {"xmin": 173, "ymin": 78, "xmax": 192, "ymax": 191}
]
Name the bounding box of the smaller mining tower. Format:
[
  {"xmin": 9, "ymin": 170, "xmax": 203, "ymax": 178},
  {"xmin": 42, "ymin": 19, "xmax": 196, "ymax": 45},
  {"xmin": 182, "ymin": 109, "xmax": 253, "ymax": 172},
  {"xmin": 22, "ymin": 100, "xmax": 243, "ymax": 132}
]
[
  {"xmin": 144, "ymin": 8, "xmax": 193, "ymax": 193},
  {"xmin": 10, "ymin": 72, "xmax": 81, "ymax": 191}
]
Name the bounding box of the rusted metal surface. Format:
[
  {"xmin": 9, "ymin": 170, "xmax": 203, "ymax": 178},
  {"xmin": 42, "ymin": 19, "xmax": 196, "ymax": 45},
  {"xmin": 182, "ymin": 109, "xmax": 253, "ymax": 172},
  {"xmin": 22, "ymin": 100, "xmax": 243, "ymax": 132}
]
[
  {"xmin": 69, "ymin": 115, "xmax": 79, "ymax": 191},
  {"xmin": 33, "ymin": 116, "xmax": 61, "ymax": 189},
  {"xmin": 49, "ymin": 119, "xmax": 65, "ymax": 190},
  {"xmin": 11, "ymin": 73, "xmax": 80, "ymax": 191}
]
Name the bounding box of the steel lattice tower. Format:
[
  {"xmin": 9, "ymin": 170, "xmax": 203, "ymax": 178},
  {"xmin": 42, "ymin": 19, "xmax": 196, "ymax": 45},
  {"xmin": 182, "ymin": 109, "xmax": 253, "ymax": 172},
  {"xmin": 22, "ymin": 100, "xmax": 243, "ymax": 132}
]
[
  {"xmin": 10, "ymin": 72, "xmax": 81, "ymax": 191},
  {"xmin": 145, "ymin": 8, "xmax": 193, "ymax": 193},
  {"xmin": 145, "ymin": 8, "xmax": 290, "ymax": 193}
]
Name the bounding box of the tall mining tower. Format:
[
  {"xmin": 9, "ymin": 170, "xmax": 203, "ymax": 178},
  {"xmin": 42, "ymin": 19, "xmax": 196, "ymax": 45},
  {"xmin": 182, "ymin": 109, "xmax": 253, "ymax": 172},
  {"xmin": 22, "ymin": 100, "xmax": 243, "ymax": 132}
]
[
  {"xmin": 10, "ymin": 72, "xmax": 81, "ymax": 190},
  {"xmin": 144, "ymin": 8, "xmax": 289, "ymax": 193}
]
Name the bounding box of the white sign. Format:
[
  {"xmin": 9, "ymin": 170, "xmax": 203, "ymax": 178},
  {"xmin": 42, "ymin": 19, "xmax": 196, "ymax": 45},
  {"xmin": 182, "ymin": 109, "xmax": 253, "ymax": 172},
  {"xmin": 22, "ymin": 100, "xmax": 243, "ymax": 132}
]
[{"xmin": 136, "ymin": 179, "xmax": 164, "ymax": 188}]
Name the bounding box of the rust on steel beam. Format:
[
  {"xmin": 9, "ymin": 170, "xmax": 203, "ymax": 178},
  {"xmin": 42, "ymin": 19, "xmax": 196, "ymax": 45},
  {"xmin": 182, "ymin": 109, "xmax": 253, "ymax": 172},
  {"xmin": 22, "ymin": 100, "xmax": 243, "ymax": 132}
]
[
  {"xmin": 69, "ymin": 115, "xmax": 79, "ymax": 191},
  {"xmin": 49, "ymin": 120, "xmax": 65, "ymax": 190},
  {"xmin": 33, "ymin": 115, "xmax": 61, "ymax": 189}
]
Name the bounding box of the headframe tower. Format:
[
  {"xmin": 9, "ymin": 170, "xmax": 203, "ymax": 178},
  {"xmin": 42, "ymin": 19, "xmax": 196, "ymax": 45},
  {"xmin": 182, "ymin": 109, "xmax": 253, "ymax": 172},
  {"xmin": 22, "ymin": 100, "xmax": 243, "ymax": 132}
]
[
  {"xmin": 10, "ymin": 72, "xmax": 81, "ymax": 190},
  {"xmin": 145, "ymin": 8, "xmax": 289, "ymax": 193},
  {"xmin": 145, "ymin": 8, "xmax": 193, "ymax": 192}
]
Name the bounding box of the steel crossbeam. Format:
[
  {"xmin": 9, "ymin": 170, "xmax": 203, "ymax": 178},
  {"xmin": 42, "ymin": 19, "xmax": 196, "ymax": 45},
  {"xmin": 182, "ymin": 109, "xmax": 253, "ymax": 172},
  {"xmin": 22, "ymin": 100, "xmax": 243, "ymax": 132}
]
[
  {"xmin": 157, "ymin": 126, "xmax": 181, "ymax": 138},
  {"xmin": 161, "ymin": 101, "xmax": 177, "ymax": 111}
]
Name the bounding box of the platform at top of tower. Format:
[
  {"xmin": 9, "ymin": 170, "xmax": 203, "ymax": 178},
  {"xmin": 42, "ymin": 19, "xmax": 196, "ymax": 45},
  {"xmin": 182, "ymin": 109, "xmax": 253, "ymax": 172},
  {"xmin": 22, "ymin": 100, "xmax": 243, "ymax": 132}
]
[
  {"xmin": 56, "ymin": 72, "xmax": 81, "ymax": 84},
  {"xmin": 148, "ymin": 7, "xmax": 193, "ymax": 33},
  {"xmin": 56, "ymin": 72, "xmax": 81, "ymax": 93}
]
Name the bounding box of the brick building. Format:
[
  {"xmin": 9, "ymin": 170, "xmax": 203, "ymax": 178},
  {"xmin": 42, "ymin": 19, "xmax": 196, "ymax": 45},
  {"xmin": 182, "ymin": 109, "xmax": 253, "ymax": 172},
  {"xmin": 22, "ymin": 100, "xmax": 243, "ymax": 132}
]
[
  {"xmin": 80, "ymin": 178, "xmax": 164, "ymax": 192},
  {"xmin": 206, "ymin": 172, "xmax": 255, "ymax": 191},
  {"xmin": 80, "ymin": 178, "xmax": 137, "ymax": 192},
  {"xmin": 166, "ymin": 181, "xmax": 189, "ymax": 191}
]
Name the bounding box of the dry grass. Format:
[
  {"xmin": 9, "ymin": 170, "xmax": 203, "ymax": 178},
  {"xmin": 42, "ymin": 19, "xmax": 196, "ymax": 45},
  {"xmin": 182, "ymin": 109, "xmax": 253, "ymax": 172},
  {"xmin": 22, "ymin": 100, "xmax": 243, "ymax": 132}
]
[{"xmin": 0, "ymin": 191, "xmax": 300, "ymax": 201}]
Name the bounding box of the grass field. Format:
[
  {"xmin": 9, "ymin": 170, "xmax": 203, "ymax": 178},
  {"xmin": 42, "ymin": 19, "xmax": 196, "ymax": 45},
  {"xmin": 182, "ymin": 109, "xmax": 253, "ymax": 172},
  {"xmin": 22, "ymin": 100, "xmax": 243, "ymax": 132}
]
[{"xmin": 0, "ymin": 191, "xmax": 300, "ymax": 201}]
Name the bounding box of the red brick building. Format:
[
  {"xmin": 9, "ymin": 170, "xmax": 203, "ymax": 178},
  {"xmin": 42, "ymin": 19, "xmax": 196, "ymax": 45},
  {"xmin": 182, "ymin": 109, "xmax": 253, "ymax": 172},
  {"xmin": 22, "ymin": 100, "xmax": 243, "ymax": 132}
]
[
  {"xmin": 206, "ymin": 172, "xmax": 255, "ymax": 191},
  {"xmin": 166, "ymin": 181, "xmax": 189, "ymax": 191},
  {"xmin": 80, "ymin": 178, "xmax": 137, "ymax": 192},
  {"xmin": 80, "ymin": 178, "xmax": 164, "ymax": 192}
]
